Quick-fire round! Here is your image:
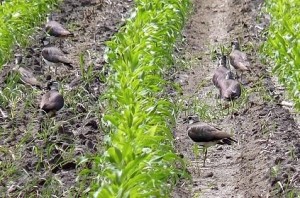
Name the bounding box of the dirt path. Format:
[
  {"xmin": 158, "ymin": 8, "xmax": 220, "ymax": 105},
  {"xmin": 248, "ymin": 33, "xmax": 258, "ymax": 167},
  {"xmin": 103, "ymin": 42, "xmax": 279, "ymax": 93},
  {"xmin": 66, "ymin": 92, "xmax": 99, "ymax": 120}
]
[{"xmin": 173, "ymin": 0, "xmax": 300, "ymax": 197}]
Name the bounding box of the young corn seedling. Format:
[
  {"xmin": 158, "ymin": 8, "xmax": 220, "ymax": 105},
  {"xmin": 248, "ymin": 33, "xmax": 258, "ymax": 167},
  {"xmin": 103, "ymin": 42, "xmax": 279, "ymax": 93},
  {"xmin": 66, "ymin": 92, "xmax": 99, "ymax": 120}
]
[
  {"xmin": 81, "ymin": 0, "xmax": 191, "ymax": 197},
  {"xmin": 263, "ymin": 0, "xmax": 300, "ymax": 110}
]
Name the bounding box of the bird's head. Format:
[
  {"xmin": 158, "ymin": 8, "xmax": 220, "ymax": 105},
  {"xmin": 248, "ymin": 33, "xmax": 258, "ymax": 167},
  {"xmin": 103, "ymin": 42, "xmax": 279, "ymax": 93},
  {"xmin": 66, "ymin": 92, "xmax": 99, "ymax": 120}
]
[
  {"xmin": 47, "ymin": 81, "xmax": 60, "ymax": 91},
  {"xmin": 217, "ymin": 54, "xmax": 227, "ymax": 68},
  {"xmin": 231, "ymin": 40, "xmax": 240, "ymax": 50},
  {"xmin": 183, "ymin": 115, "xmax": 200, "ymax": 125}
]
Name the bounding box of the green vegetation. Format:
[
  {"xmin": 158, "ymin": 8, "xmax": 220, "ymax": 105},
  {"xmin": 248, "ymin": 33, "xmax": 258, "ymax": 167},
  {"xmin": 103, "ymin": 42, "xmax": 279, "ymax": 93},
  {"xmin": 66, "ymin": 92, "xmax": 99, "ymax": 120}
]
[
  {"xmin": 0, "ymin": 0, "xmax": 59, "ymax": 68},
  {"xmin": 263, "ymin": 0, "xmax": 300, "ymax": 109},
  {"xmin": 80, "ymin": 0, "xmax": 191, "ymax": 197}
]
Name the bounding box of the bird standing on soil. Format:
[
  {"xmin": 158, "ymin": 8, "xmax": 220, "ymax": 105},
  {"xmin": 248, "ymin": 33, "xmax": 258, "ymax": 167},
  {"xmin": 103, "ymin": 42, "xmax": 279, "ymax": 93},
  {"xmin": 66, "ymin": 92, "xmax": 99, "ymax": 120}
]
[
  {"xmin": 45, "ymin": 20, "xmax": 74, "ymax": 47},
  {"xmin": 229, "ymin": 40, "xmax": 251, "ymax": 83},
  {"xmin": 41, "ymin": 46, "xmax": 74, "ymax": 74},
  {"xmin": 212, "ymin": 54, "xmax": 241, "ymax": 101},
  {"xmin": 12, "ymin": 53, "xmax": 43, "ymax": 88},
  {"xmin": 13, "ymin": 66, "xmax": 42, "ymax": 89},
  {"xmin": 187, "ymin": 116, "xmax": 237, "ymax": 166},
  {"xmin": 219, "ymin": 78, "xmax": 241, "ymax": 101},
  {"xmin": 212, "ymin": 55, "xmax": 234, "ymax": 89},
  {"xmin": 40, "ymin": 81, "xmax": 64, "ymax": 115}
]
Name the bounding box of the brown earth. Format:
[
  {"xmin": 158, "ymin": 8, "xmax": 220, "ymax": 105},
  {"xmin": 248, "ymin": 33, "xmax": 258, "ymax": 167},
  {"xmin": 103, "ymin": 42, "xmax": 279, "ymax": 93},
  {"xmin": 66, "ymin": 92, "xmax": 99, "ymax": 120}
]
[
  {"xmin": 1, "ymin": 0, "xmax": 300, "ymax": 197},
  {"xmin": 0, "ymin": 0, "xmax": 132, "ymax": 196},
  {"xmin": 172, "ymin": 0, "xmax": 300, "ymax": 197}
]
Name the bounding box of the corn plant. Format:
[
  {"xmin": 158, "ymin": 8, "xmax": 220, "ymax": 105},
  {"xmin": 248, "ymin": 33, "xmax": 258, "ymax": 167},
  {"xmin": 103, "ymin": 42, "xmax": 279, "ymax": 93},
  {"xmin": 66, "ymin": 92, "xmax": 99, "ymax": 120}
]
[
  {"xmin": 82, "ymin": 0, "xmax": 191, "ymax": 197},
  {"xmin": 0, "ymin": 0, "xmax": 60, "ymax": 68},
  {"xmin": 262, "ymin": 0, "xmax": 300, "ymax": 109}
]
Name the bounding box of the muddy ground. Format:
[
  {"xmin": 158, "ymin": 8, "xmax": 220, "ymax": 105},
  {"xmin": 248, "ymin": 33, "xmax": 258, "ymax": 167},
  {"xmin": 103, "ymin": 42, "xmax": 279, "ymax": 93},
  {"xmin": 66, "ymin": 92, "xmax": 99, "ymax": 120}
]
[
  {"xmin": 0, "ymin": 0, "xmax": 132, "ymax": 196},
  {"xmin": 1, "ymin": 0, "xmax": 300, "ymax": 197},
  {"xmin": 172, "ymin": 0, "xmax": 300, "ymax": 197}
]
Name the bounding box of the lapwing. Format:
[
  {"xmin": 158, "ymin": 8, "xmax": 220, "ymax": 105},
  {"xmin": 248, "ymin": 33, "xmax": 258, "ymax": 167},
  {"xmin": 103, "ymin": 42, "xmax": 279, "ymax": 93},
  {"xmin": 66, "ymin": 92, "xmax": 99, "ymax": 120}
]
[
  {"xmin": 212, "ymin": 55, "xmax": 234, "ymax": 89},
  {"xmin": 45, "ymin": 20, "xmax": 74, "ymax": 47},
  {"xmin": 219, "ymin": 78, "xmax": 241, "ymax": 101},
  {"xmin": 229, "ymin": 40, "xmax": 251, "ymax": 83},
  {"xmin": 40, "ymin": 81, "xmax": 64, "ymax": 115},
  {"xmin": 13, "ymin": 66, "xmax": 42, "ymax": 89},
  {"xmin": 41, "ymin": 46, "xmax": 73, "ymax": 74},
  {"xmin": 187, "ymin": 116, "xmax": 237, "ymax": 166}
]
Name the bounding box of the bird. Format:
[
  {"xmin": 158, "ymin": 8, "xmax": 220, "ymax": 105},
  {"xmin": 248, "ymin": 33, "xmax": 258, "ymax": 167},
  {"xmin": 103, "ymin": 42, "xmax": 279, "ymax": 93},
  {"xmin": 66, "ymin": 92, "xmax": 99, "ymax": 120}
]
[
  {"xmin": 45, "ymin": 20, "xmax": 74, "ymax": 47},
  {"xmin": 13, "ymin": 66, "xmax": 42, "ymax": 89},
  {"xmin": 212, "ymin": 55, "xmax": 234, "ymax": 89},
  {"xmin": 41, "ymin": 46, "xmax": 73, "ymax": 74},
  {"xmin": 40, "ymin": 81, "xmax": 64, "ymax": 115},
  {"xmin": 186, "ymin": 116, "xmax": 237, "ymax": 166},
  {"xmin": 219, "ymin": 78, "xmax": 241, "ymax": 101},
  {"xmin": 229, "ymin": 40, "xmax": 251, "ymax": 83}
]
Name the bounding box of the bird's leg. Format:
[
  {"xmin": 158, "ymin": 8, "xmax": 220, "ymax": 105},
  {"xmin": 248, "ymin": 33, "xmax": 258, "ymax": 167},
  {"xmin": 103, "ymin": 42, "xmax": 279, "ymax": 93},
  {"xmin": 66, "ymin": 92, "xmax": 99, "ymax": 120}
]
[
  {"xmin": 236, "ymin": 70, "xmax": 239, "ymax": 80},
  {"xmin": 227, "ymin": 102, "xmax": 230, "ymax": 115},
  {"xmin": 218, "ymin": 90, "xmax": 222, "ymax": 108},
  {"xmin": 55, "ymin": 65, "xmax": 58, "ymax": 75},
  {"xmin": 59, "ymin": 38, "xmax": 63, "ymax": 48},
  {"xmin": 230, "ymin": 100, "xmax": 235, "ymax": 118},
  {"xmin": 203, "ymin": 147, "xmax": 207, "ymax": 167},
  {"xmin": 240, "ymin": 72, "xmax": 243, "ymax": 84},
  {"xmin": 197, "ymin": 147, "xmax": 201, "ymax": 176}
]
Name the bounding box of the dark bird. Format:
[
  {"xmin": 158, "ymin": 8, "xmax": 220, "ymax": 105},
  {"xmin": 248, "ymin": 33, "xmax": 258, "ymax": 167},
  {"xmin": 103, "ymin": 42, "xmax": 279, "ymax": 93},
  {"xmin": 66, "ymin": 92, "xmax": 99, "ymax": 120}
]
[
  {"xmin": 187, "ymin": 116, "xmax": 237, "ymax": 166},
  {"xmin": 13, "ymin": 66, "xmax": 42, "ymax": 89},
  {"xmin": 219, "ymin": 78, "xmax": 241, "ymax": 101},
  {"xmin": 41, "ymin": 46, "xmax": 73, "ymax": 74},
  {"xmin": 40, "ymin": 81, "xmax": 64, "ymax": 114},
  {"xmin": 212, "ymin": 55, "xmax": 234, "ymax": 89},
  {"xmin": 45, "ymin": 20, "xmax": 74, "ymax": 47},
  {"xmin": 229, "ymin": 40, "xmax": 251, "ymax": 82}
]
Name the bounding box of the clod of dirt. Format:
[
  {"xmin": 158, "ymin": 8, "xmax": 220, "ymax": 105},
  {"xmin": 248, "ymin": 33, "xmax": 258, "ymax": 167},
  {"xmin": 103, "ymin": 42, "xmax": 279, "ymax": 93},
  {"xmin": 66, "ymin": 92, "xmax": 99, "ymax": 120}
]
[
  {"xmin": 85, "ymin": 119, "xmax": 98, "ymax": 129},
  {"xmin": 204, "ymin": 172, "xmax": 214, "ymax": 178}
]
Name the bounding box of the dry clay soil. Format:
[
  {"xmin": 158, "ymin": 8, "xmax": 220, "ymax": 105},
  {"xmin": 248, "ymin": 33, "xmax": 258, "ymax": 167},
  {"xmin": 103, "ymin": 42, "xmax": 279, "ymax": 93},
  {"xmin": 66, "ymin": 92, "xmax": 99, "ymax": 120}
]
[
  {"xmin": 173, "ymin": 0, "xmax": 300, "ymax": 197},
  {"xmin": 0, "ymin": 0, "xmax": 300, "ymax": 197}
]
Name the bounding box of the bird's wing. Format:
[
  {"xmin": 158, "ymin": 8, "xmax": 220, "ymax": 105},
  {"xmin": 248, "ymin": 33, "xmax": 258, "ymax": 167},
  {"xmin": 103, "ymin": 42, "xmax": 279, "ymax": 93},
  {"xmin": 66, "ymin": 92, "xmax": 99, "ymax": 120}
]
[
  {"xmin": 188, "ymin": 124, "xmax": 223, "ymax": 142},
  {"xmin": 40, "ymin": 93, "xmax": 50, "ymax": 109},
  {"xmin": 41, "ymin": 102, "xmax": 56, "ymax": 111},
  {"xmin": 213, "ymin": 130, "xmax": 233, "ymax": 140},
  {"xmin": 218, "ymin": 137, "xmax": 237, "ymax": 145},
  {"xmin": 18, "ymin": 67, "xmax": 33, "ymax": 78},
  {"xmin": 41, "ymin": 92, "xmax": 64, "ymax": 111},
  {"xmin": 46, "ymin": 21, "xmax": 72, "ymax": 37},
  {"xmin": 47, "ymin": 48, "xmax": 72, "ymax": 64},
  {"xmin": 239, "ymin": 51, "xmax": 248, "ymax": 61},
  {"xmin": 230, "ymin": 51, "xmax": 250, "ymax": 70},
  {"xmin": 56, "ymin": 55, "xmax": 72, "ymax": 65}
]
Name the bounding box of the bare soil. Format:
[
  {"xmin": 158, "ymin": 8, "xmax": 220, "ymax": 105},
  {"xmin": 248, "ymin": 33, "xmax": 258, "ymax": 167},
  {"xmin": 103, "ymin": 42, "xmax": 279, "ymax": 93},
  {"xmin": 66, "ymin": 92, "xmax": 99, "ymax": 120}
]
[
  {"xmin": 0, "ymin": 0, "xmax": 132, "ymax": 196},
  {"xmin": 1, "ymin": 0, "xmax": 300, "ymax": 197},
  {"xmin": 172, "ymin": 0, "xmax": 300, "ymax": 197}
]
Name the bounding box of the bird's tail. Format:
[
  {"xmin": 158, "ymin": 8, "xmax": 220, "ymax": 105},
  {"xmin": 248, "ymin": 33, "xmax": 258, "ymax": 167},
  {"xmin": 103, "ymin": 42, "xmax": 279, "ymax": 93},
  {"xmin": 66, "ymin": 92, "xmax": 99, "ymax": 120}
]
[
  {"xmin": 218, "ymin": 137, "xmax": 237, "ymax": 145},
  {"xmin": 68, "ymin": 32, "xmax": 75, "ymax": 37},
  {"xmin": 63, "ymin": 62, "xmax": 74, "ymax": 68}
]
